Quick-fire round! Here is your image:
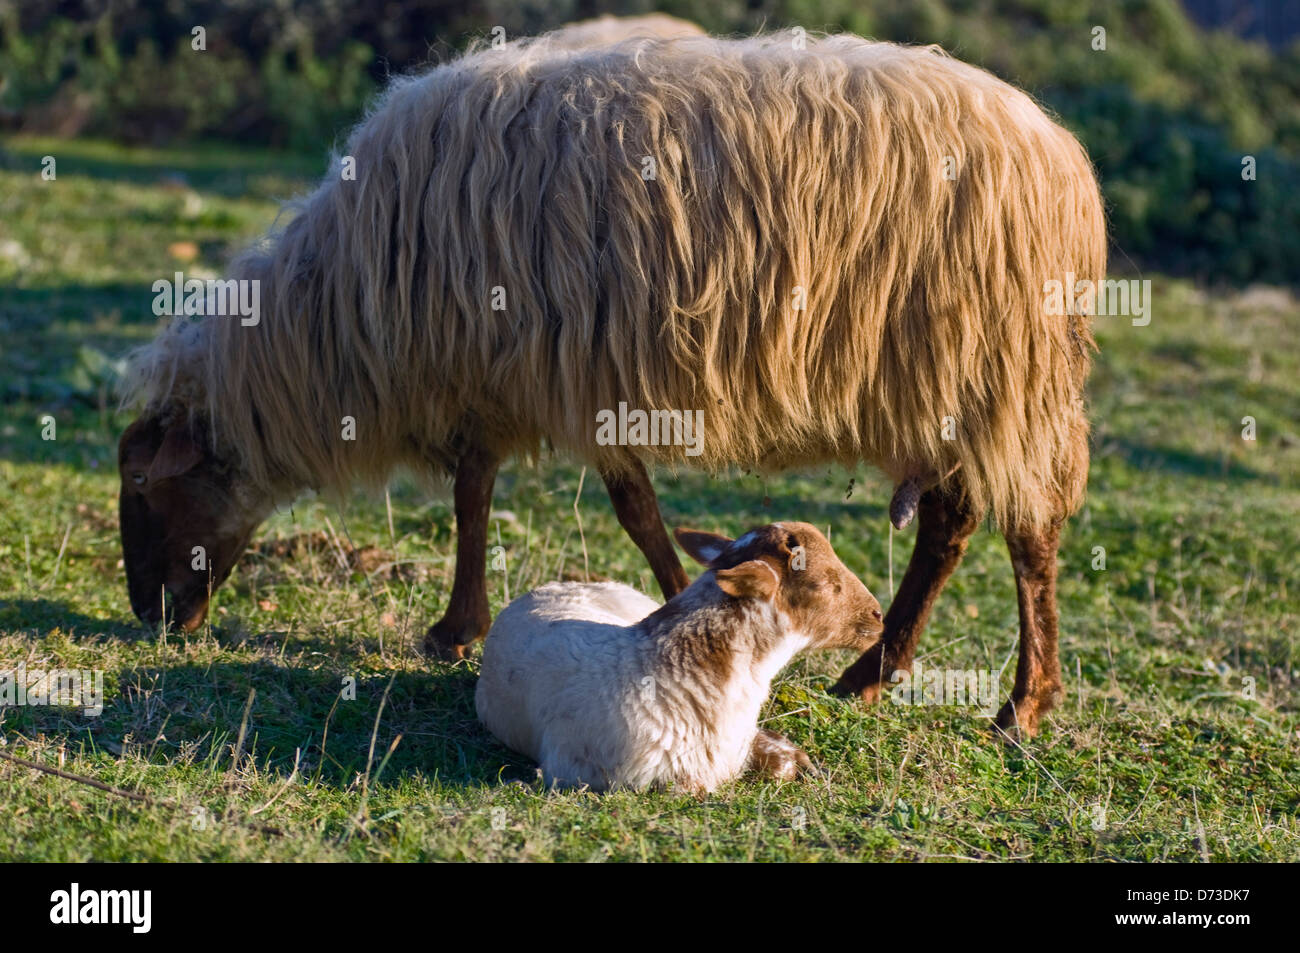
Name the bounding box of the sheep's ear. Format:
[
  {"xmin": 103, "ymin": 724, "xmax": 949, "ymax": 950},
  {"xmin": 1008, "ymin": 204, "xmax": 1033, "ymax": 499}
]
[
  {"xmin": 147, "ymin": 422, "xmax": 203, "ymax": 483},
  {"xmin": 674, "ymin": 528, "xmax": 732, "ymax": 567},
  {"xmin": 118, "ymin": 417, "xmax": 160, "ymax": 470},
  {"xmin": 714, "ymin": 560, "xmax": 780, "ymax": 602}
]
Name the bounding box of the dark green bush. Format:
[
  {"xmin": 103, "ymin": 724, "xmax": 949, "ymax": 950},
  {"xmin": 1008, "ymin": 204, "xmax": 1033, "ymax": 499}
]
[{"xmin": 2, "ymin": 0, "xmax": 1297, "ymax": 283}]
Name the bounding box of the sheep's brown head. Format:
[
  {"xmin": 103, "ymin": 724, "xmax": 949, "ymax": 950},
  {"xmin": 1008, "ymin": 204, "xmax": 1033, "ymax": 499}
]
[
  {"xmin": 674, "ymin": 521, "xmax": 885, "ymax": 652},
  {"xmin": 118, "ymin": 412, "xmax": 271, "ymax": 631}
]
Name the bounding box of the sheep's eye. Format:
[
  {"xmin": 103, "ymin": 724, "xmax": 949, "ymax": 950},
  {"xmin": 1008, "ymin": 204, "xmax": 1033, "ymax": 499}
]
[{"xmin": 131, "ymin": 472, "xmax": 147, "ymax": 486}]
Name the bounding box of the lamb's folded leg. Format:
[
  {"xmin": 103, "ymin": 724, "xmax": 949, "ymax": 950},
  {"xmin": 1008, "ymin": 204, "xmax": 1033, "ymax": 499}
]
[
  {"xmin": 748, "ymin": 729, "xmax": 814, "ymax": 781},
  {"xmin": 423, "ymin": 441, "xmax": 499, "ymax": 661}
]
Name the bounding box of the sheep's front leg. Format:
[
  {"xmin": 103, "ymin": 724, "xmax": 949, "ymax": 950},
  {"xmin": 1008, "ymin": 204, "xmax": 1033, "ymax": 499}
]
[
  {"xmin": 423, "ymin": 442, "xmax": 499, "ymax": 661},
  {"xmin": 749, "ymin": 729, "xmax": 813, "ymax": 781},
  {"xmin": 832, "ymin": 486, "xmax": 980, "ymax": 702},
  {"xmin": 600, "ymin": 459, "xmax": 690, "ymax": 599}
]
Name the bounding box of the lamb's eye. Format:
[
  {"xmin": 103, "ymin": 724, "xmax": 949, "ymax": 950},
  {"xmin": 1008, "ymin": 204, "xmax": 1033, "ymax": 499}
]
[{"xmin": 131, "ymin": 472, "xmax": 146, "ymax": 486}]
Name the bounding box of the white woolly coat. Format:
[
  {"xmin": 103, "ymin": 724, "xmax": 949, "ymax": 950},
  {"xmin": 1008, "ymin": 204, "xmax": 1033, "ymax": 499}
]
[{"xmin": 476, "ymin": 579, "xmax": 804, "ymax": 792}]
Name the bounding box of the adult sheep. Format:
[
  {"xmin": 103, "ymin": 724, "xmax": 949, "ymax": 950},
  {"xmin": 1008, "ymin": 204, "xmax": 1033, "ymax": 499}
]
[{"xmin": 118, "ymin": 32, "xmax": 1106, "ymax": 739}]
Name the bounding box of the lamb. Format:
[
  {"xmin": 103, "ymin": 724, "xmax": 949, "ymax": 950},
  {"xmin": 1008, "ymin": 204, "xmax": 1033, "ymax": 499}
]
[{"xmin": 475, "ymin": 522, "xmax": 884, "ymax": 792}]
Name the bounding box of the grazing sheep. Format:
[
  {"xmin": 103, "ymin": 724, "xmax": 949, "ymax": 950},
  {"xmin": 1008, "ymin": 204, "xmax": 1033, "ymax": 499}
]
[
  {"xmin": 476, "ymin": 522, "xmax": 884, "ymax": 791},
  {"xmin": 118, "ymin": 31, "xmax": 1105, "ymax": 739}
]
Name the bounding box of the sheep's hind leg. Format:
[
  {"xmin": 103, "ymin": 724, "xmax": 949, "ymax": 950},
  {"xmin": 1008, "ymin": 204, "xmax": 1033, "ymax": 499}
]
[
  {"xmin": 749, "ymin": 729, "xmax": 814, "ymax": 781},
  {"xmin": 995, "ymin": 520, "xmax": 1064, "ymax": 741},
  {"xmin": 423, "ymin": 442, "xmax": 499, "ymax": 661},
  {"xmin": 832, "ymin": 486, "xmax": 980, "ymax": 703},
  {"xmin": 600, "ymin": 458, "xmax": 691, "ymax": 599}
]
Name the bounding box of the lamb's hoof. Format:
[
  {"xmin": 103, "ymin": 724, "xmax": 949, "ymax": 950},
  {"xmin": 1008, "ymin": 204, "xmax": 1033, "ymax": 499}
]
[
  {"xmin": 765, "ymin": 758, "xmax": 802, "ymax": 782},
  {"xmin": 767, "ymin": 751, "xmax": 812, "ymax": 781},
  {"xmin": 751, "ymin": 730, "xmax": 815, "ymax": 781},
  {"xmin": 784, "ymin": 745, "xmax": 815, "ymax": 779},
  {"xmin": 422, "ymin": 617, "xmax": 487, "ymax": 661}
]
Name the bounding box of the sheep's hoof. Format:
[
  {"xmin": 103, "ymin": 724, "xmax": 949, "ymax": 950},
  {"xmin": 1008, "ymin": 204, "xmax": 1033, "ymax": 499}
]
[
  {"xmin": 829, "ymin": 648, "xmax": 894, "ymax": 703},
  {"xmin": 992, "ymin": 699, "xmax": 1040, "ymax": 744},
  {"xmin": 829, "ymin": 677, "xmax": 888, "ymax": 704},
  {"xmin": 857, "ymin": 681, "xmax": 888, "ymax": 705},
  {"xmin": 422, "ymin": 616, "xmax": 488, "ymax": 661}
]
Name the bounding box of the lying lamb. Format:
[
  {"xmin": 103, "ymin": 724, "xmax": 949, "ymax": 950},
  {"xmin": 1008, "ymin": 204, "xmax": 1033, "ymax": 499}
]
[{"xmin": 475, "ymin": 522, "xmax": 884, "ymax": 792}]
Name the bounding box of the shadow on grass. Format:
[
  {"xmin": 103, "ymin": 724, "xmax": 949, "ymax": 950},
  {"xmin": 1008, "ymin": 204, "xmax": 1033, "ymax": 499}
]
[
  {"xmin": 1, "ymin": 590, "xmax": 524, "ymax": 790},
  {"xmin": 0, "ymin": 598, "xmax": 146, "ymax": 642},
  {"xmin": 3, "ymin": 657, "xmax": 531, "ymax": 789}
]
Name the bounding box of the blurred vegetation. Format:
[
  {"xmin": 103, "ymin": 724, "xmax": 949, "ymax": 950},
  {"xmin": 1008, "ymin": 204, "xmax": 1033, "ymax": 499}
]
[{"xmin": 2, "ymin": 0, "xmax": 1299, "ymax": 283}]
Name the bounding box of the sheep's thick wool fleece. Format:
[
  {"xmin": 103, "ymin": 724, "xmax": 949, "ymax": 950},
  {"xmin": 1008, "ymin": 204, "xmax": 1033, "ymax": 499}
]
[{"xmin": 125, "ymin": 33, "xmax": 1104, "ymax": 530}]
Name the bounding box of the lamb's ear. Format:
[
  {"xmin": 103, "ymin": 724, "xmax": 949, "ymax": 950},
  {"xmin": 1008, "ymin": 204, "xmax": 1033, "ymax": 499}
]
[
  {"xmin": 147, "ymin": 422, "xmax": 203, "ymax": 483},
  {"xmin": 674, "ymin": 528, "xmax": 732, "ymax": 567},
  {"xmin": 713, "ymin": 559, "xmax": 780, "ymax": 602}
]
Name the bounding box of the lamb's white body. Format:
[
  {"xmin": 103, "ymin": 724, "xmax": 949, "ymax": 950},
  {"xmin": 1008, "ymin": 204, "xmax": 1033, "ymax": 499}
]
[{"xmin": 475, "ymin": 579, "xmax": 805, "ymax": 791}]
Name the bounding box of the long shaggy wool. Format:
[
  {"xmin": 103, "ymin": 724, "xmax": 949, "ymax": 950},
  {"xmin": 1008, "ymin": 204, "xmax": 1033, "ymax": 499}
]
[{"xmin": 127, "ymin": 31, "xmax": 1107, "ymax": 530}]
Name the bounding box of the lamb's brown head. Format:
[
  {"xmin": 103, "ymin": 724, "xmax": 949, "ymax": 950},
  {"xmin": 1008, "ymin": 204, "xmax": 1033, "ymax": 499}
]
[
  {"xmin": 118, "ymin": 411, "xmax": 271, "ymax": 631},
  {"xmin": 674, "ymin": 521, "xmax": 884, "ymax": 651}
]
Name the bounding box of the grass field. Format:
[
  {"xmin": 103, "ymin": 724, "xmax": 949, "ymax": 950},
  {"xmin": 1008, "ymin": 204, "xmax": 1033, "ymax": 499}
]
[{"xmin": 1, "ymin": 136, "xmax": 1297, "ymax": 861}]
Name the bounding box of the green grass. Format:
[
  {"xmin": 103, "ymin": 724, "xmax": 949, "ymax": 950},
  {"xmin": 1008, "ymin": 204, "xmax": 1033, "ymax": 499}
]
[{"xmin": 1, "ymin": 136, "xmax": 1297, "ymax": 861}]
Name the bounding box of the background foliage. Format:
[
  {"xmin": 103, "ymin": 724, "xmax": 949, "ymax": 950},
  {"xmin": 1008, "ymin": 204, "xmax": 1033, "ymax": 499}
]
[{"xmin": 2, "ymin": 0, "xmax": 1299, "ymax": 283}]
